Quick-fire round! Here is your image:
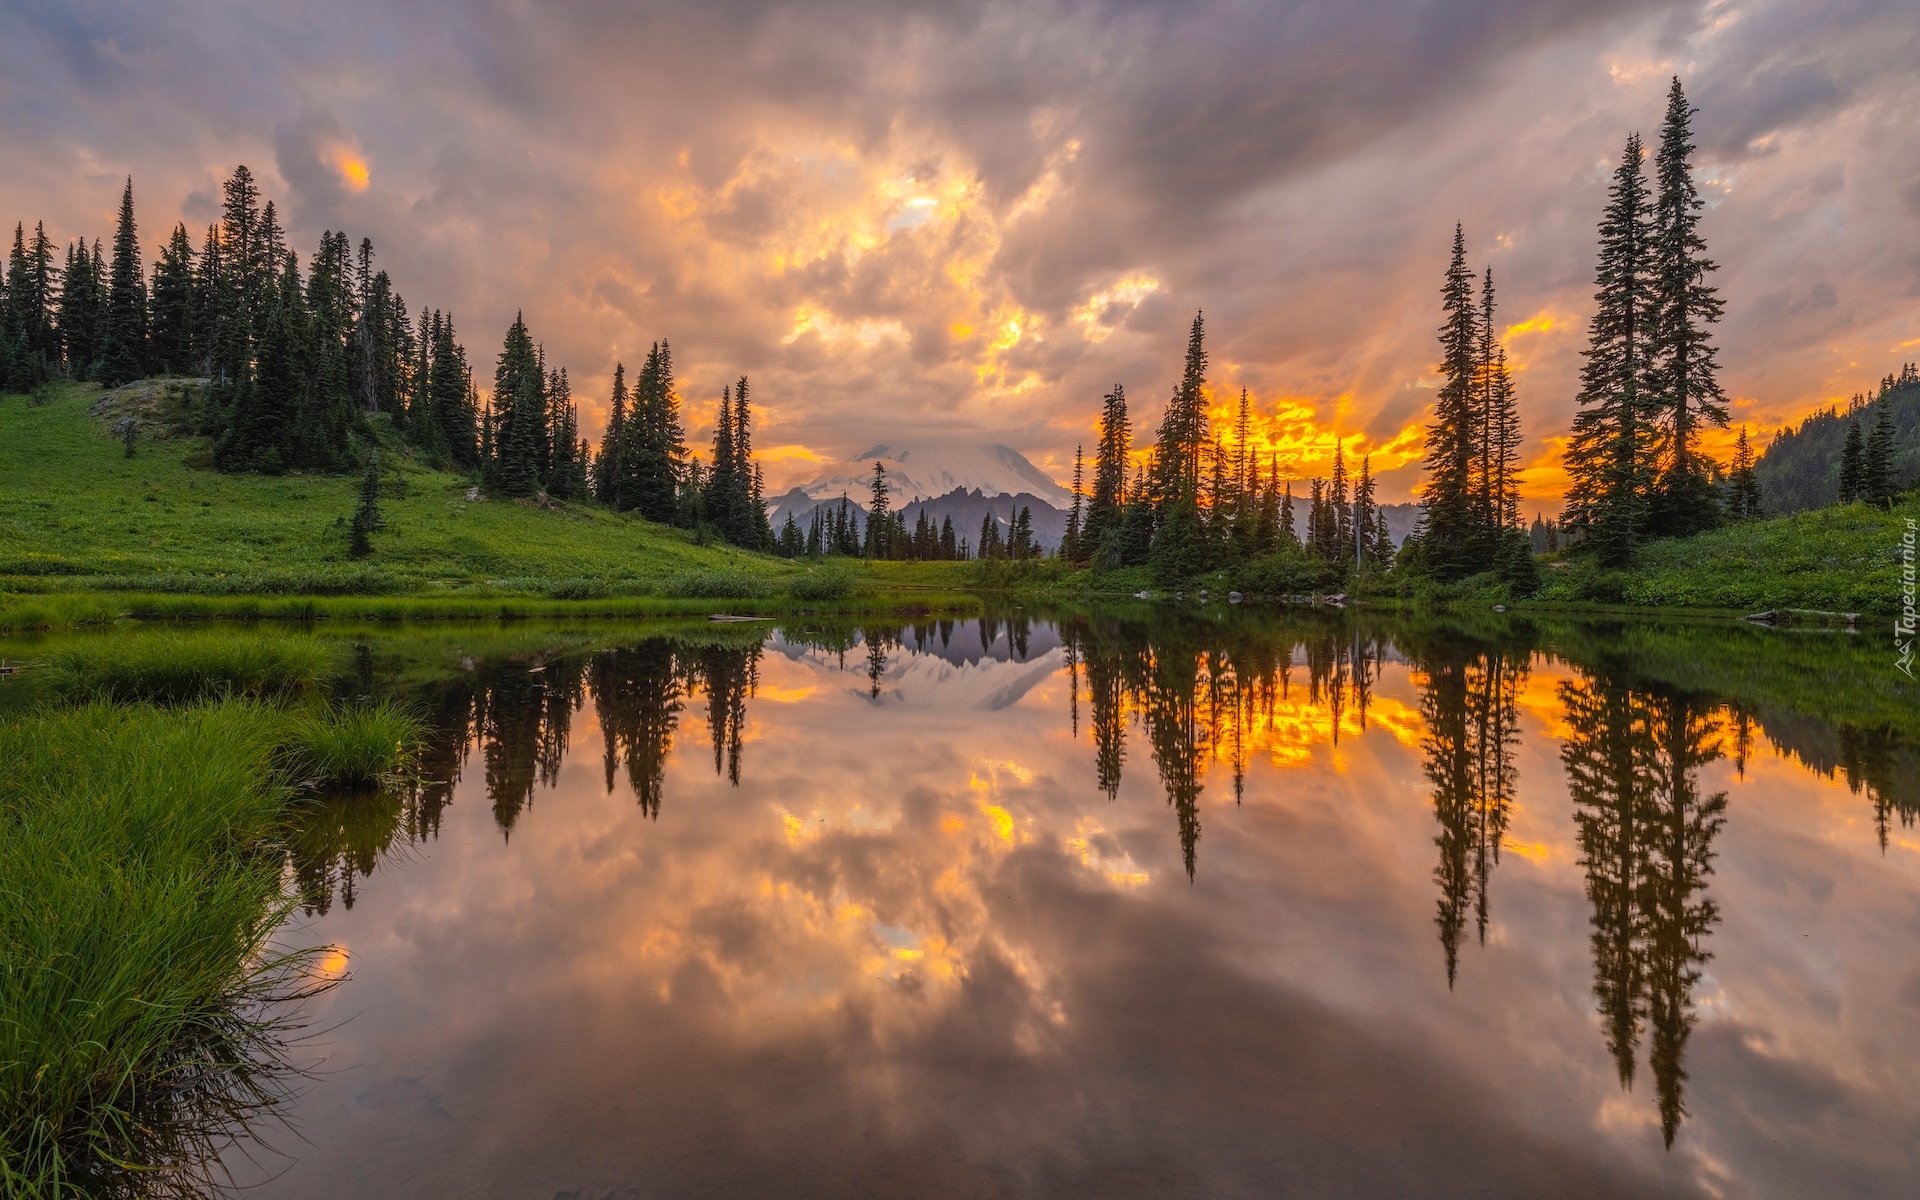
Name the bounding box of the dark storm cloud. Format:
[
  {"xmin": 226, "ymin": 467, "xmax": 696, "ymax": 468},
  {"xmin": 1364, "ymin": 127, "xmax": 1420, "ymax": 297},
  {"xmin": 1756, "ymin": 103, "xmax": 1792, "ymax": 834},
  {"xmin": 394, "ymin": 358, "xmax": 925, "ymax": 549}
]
[{"xmin": 2, "ymin": 0, "xmax": 1917, "ymax": 499}]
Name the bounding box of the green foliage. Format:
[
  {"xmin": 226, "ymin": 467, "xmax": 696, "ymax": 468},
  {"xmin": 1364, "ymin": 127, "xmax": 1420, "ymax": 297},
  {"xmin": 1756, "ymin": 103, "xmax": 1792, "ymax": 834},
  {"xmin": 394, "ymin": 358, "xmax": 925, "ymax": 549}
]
[
  {"xmin": 659, "ymin": 568, "xmax": 777, "ymax": 600},
  {"xmin": 1495, "ymin": 529, "xmax": 1542, "ymax": 598},
  {"xmin": 36, "ymin": 631, "xmax": 331, "ymax": 702},
  {"xmin": 1564, "ymin": 133, "xmax": 1657, "ymax": 566},
  {"xmin": 280, "ymin": 700, "xmax": 425, "ymax": 786},
  {"xmin": 1231, "ymin": 546, "xmax": 1342, "ymax": 596},
  {"xmin": 0, "ymin": 701, "xmax": 309, "ymax": 1196},
  {"xmin": 1532, "ymin": 496, "xmax": 1917, "ymax": 614},
  {"xmin": 786, "ymin": 564, "xmax": 860, "ymax": 601},
  {"xmin": 349, "ymin": 451, "xmax": 383, "ymax": 558}
]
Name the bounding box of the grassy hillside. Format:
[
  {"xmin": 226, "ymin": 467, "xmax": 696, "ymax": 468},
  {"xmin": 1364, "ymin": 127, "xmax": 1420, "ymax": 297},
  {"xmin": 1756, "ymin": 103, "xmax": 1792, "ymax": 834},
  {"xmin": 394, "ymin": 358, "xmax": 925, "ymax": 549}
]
[
  {"xmin": 1533, "ymin": 496, "xmax": 1918, "ymax": 615},
  {"xmin": 0, "ymin": 381, "xmax": 794, "ymax": 591}
]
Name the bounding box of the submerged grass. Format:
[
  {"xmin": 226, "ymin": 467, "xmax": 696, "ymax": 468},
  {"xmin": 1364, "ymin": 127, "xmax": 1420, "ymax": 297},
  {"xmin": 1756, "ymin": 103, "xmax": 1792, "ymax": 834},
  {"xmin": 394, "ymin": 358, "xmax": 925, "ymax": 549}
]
[
  {"xmin": 36, "ymin": 632, "xmax": 332, "ymax": 703},
  {"xmin": 0, "ymin": 702, "xmax": 320, "ymax": 1197}
]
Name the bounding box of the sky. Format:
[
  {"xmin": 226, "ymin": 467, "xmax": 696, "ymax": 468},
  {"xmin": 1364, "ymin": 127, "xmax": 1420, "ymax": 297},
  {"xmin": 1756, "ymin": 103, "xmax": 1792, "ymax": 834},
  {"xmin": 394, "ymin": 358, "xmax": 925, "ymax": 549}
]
[{"xmin": 2, "ymin": 0, "xmax": 1917, "ymax": 505}]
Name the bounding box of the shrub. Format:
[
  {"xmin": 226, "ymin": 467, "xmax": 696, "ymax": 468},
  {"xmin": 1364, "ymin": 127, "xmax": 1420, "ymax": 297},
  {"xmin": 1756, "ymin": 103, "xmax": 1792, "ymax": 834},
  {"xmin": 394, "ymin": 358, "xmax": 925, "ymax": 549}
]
[
  {"xmin": 659, "ymin": 568, "xmax": 776, "ymax": 600},
  {"xmin": 545, "ymin": 577, "xmax": 611, "ymax": 600},
  {"xmin": 1233, "ymin": 550, "xmax": 1341, "ymax": 596},
  {"xmin": 786, "ymin": 565, "xmax": 859, "ymax": 601}
]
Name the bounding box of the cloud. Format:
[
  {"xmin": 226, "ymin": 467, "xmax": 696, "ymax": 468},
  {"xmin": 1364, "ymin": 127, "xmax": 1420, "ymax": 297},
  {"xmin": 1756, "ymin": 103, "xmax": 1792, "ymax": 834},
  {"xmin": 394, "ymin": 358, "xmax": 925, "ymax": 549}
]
[{"xmin": 2, "ymin": 0, "xmax": 1918, "ymax": 501}]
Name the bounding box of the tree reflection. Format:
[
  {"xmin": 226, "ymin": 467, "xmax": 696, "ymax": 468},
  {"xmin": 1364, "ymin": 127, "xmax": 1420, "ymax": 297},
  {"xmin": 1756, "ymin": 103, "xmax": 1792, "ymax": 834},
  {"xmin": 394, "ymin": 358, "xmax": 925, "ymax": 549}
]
[
  {"xmin": 1560, "ymin": 675, "xmax": 1727, "ymax": 1147},
  {"xmin": 288, "ymin": 637, "xmax": 766, "ymax": 913},
  {"xmin": 1417, "ymin": 643, "xmax": 1525, "ymax": 988},
  {"xmin": 1064, "ymin": 611, "xmax": 1384, "ymax": 879}
]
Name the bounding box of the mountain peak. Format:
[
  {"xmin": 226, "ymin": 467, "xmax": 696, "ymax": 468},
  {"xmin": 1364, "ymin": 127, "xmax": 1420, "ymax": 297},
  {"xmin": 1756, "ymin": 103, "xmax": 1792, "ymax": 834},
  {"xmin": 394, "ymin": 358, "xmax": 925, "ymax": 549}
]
[{"xmin": 795, "ymin": 439, "xmax": 1069, "ymax": 507}]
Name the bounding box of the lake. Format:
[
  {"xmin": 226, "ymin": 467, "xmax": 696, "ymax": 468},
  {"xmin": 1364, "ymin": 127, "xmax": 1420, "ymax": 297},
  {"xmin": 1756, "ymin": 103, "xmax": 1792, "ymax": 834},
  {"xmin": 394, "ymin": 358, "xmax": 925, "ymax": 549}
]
[{"xmin": 226, "ymin": 608, "xmax": 1919, "ymax": 1198}]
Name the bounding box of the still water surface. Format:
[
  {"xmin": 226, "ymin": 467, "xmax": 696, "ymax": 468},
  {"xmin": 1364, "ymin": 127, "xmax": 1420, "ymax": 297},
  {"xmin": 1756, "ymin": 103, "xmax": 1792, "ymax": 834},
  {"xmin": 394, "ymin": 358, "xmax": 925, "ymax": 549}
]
[{"xmin": 238, "ymin": 611, "xmax": 1919, "ymax": 1198}]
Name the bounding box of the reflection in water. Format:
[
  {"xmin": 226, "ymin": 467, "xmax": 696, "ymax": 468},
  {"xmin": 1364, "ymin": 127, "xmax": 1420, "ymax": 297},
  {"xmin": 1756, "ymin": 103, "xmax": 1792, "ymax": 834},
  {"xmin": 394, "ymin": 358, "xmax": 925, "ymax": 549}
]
[
  {"xmin": 1061, "ymin": 612, "xmax": 1387, "ymax": 878},
  {"xmin": 1414, "ymin": 638, "xmax": 1526, "ymax": 988},
  {"xmin": 249, "ymin": 612, "xmax": 1920, "ymax": 1197},
  {"xmin": 1561, "ymin": 678, "xmax": 1728, "ymax": 1147}
]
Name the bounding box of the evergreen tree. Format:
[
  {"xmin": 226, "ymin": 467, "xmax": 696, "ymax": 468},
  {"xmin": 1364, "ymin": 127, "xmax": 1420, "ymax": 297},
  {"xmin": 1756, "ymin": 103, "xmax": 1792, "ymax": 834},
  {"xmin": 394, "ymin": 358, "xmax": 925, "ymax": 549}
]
[
  {"xmin": 547, "ymin": 367, "xmax": 582, "ymax": 499},
  {"xmin": 1837, "ymin": 418, "xmax": 1864, "ymax": 503},
  {"xmin": 490, "ymin": 312, "xmax": 543, "ymax": 489},
  {"xmin": 865, "ymin": 461, "xmax": 891, "ymax": 558},
  {"xmin": 195, "ymin": 224, "xmax": 238, "ymax": 385},
  {"xmin": 100, "ymin": 178, "xmax": 149, "ymax": 385},
  {"xmin": 429, "ymin": 312, "xmax": 476, "ymax": 467},
  {"xmin": 1565, "ymin": 135, "xmax": 1657, "ymax": 566},
  {"xmin": 978, "ymin": 509, "xmax": 1001, "ymax": 560},
  {"xmin": 622, "ymin": 341, "xmax": 686, "ymax": 522},
  {"xmin": 1084, "ymin": 384, "xmax": 1131, "ymax": 561},
  {"xmin": 940, "ymin": 515, "xmax": 957, "ymax": 560},
  {"xmin": 220, "ymin": 253, "xmax": 305, "ymax": 472},
  {"xmin": 1417, "ymin": 225, "xmax": 1481, "ymax": 578},
  {"xmin": 1147, "ymin": 313, "xmax": 1212, "ymax": 582},
  {"xmin": 349, "ymin": 450, "xmax": 384, "ymax": 558},
  {"xmin": 1727, "ymin": 426, "xmax": 1762, "ymax": 520},
  {"xmin": 1353, "ymin": 454, "xmax": 1377, "ymax": 572},
  {"xmin": 1862, "ymin": 401, "xmax": 1897, "ymax": 506},
  {"xmin": 148, "ymin": 222, "xmax": 197, "ymax": 375},
  {"xmin": 595, "ymin": 362, "xmax": 629, "ymax": 505},
  {"xmin": 220, "ymin": 166, "xmax": 266, "ymax": 333},
  {"xmin": 292, "ymin": 229, "xmax": 356, "ymax": 470},
  {"xmin": 1064, "ymin": 444, "xmax": 1085, "ymax": 563},
  {"xmin": 1476, "ymin": 267, "xmax": 1522, "ymax": 539},
  {"xmin": 1329, "ymin": 441, "xmax": 1352, "ymax": 569},
  {"xmin": 58, "ymin": 239, "xmax": 105, "ymax": 378},
  {"xmin": 1647, "ymin": 78, "xmax": 1729, "ymax": 537},
  {"xmin": 3, "ymin": 223, "xmax": 58, "ymax": 385}
]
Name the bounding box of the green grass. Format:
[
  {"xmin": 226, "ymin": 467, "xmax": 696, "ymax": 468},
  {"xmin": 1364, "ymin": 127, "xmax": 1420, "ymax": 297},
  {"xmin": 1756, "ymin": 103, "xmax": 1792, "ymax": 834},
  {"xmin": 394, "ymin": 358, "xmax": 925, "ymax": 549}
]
[
  {"xmin": 1533, "ymin": 497, "xmax": 1919, "ymax": 615},
  {"xmin": 0, "ymin": 701, "xmax": 313, "ymax": 1197},
  {"xmin": 281, "ymin": 701, "xmax": 427, "ymax": 787},
  {"xmin": 34, "ymin": 631, "xmax": 333, "ymax": 703},
  {"xmin": 0, "ymin": 586, "xmax": 984, "ymax": 633},
  {"xmin": 0, "ymin": 380, "xmax": 798, "ymax": 589}
]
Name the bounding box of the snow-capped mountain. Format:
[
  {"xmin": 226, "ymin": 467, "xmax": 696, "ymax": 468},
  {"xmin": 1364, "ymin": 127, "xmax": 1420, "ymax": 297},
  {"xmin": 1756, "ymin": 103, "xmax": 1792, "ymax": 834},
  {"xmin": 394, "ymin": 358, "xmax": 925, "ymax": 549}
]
[
  {"xmin": 767, "ymin": 487, "xmax": 1069, "ymax": 552},
  {"xmin": 790, "ymin": 440, "xmax": 1071, "ymax": 508}
]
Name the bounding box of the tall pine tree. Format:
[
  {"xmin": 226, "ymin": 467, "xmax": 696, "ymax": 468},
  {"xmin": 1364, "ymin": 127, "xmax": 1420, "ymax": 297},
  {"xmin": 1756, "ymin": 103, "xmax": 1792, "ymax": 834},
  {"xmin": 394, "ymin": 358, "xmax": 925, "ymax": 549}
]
[
  {"xmin": 1646, "ymin": 78, "xmax": 1729, "ymax": 536},
  {"xmin": 1416, "ymin": 224, "xmax": 1481, "ymax": 578},
  {"xmin": 1565, "ymin": 135, "xmax": 1657, "ymax": 566},
  {"xmin": 100, "ymin": 178, "xmax": 148, "ymax": 385}
]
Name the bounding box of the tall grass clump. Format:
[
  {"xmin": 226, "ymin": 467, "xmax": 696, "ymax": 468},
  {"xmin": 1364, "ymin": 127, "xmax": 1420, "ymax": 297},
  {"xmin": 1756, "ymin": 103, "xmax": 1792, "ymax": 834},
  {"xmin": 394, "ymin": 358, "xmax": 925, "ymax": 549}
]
[
  {"xmin": 0, "ymin": 593, "xmax": 126, "ymax": 633},
  {"xmin": 786, "ymin": 564, "xmax": 860, "ymax": 602},
  {"xmin": 0, "ymin": 702, "xmax": 320, "ymax": 1196},
  {"xmin": 38, "ymin": 632, "xmax": 332, "ymax": 703},
  {"xmin": 281, "ymin": 700, "xmax": 426, "ymax": 787},
  {"xmin": 660, "ymin": 568, "xmax": 777, "ymax": 600}
]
